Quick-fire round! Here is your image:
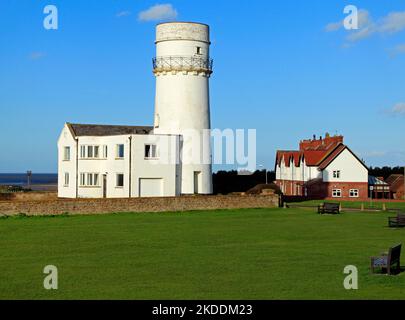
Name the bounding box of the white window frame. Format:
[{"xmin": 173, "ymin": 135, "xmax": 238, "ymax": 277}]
[
  {"xmin": 80, "ymin": 173, "xmax": 86, "ymax": 186},
  {"xmin": 94, "ymin": 146, "xmax": 100, "ymax": 158},
  {"xmin": 333, "ymin": 170, "xmax": 341, "ymax": 179},
  {"xmin": 87, "ymin": 173, "xmax": 93, "ymax": 186},
  {"xmin": 79, "ymin": 173, "xmax": 99, "ymax": 187},
  {"xmin": 116, "ymin": 173, "xmax": 124, "ymax": 188},
  {"xmin": 64, "ymin": 172, "xmax": 69, "ymax": 187},
  {"xmin": 349, "ymin": 189, "xmax": 359, "ymax": 198},
  {"xmin": 332, "ymin": 189, "xmax": 342, "ymax": 198},
  {"xmin": 144, "ymin": 144, "xmax": 158, "ymax": 159},
  {"xmin": 116, "ymin": 144, "xmax": 125, "ymax": 159},
  {"xmin": 87, "ymin": 145, "xmax": 94, "ymax": 158},
  {"xmin": 63, "ymin": 146, "xmax": 70, "ymax": 161},
  {"xmin": 80, "ymin": 145, "xmax": 101, "ymax": 159},
  {"xmin": 80, "ymin": 145, "xmax": 86, "ymax": 158},
  {"xmin": 103, "ymin": 145, "xmax": 108, "ymax": 159},
  {"xmin": 94, "ymin": 173, "xmax": 99, "ymax": 186}
]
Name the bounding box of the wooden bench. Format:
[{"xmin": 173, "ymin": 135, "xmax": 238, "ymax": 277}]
[
  {"xmin": 318, "ymin": 203, "xmax": 340, "ymax": 214},
  {"xmin": 371, "ymin": 243, "xmax": 402, "ymax": 275},
  {"xmin": 388, "ymin": 213, "xmax": 405, "ymax": 228}
]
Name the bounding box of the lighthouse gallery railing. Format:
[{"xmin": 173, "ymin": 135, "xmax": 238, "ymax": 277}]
[{"xmin": 152, "ymin": 56, "xmax": 213, "ymax": 73}]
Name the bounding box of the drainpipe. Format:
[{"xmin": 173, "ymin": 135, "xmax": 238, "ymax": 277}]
[
  {"xmin": 75, "ymin": 137, "xmax": 79, "ymax": 198},
  {"xmin": 129, "ymin": 135, "xmax": 132, "ymax": 198}
]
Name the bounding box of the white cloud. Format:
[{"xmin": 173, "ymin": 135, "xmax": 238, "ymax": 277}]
[
  {"xmin": 325, "ymin": 9, "xmax": 371, "ymax": 33},
  {"xmin": 346, "ymin": 25, "xmax": 375, "ymax": 42},
  {"xmin": 29, "ymin": 52, "xmax": 46, "ymax": 60},
  {"xmin": 390, "ymin": 43, "xmax": 405, "ymax": 57},
  {"xmin": 116, "ymin": 11, "xmax": 131, "ymax": 18},
  {"xmin": 325, "ymin": 21, "xmax": 342, "ymax": 32},
  {"xmin": 378, "ymin": 12, "xmax": 405, "ymax": 34},
  {"xmin": 345, "ymin": 10, "xmax": 376, "ymax": 42},
  {"xmin": 391, "ymin": 102, "xmax": 405, "ymax": 115},
  {"xmin": 326, "ymin": 10, "xmax": 405, "ymax": 43},
  {"xmin": 138, "ymin": 4, "xmax": 177, "ymax": 22}
]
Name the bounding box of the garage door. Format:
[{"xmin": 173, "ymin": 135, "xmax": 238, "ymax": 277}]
[{"xmin": 139, "ymin": 178, "xmax": 163, "ymax": 197}]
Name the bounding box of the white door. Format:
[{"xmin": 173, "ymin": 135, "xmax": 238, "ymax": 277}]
[{"xmin": 139, "ymin": 178, "xmax": 163, "ymax": 197}]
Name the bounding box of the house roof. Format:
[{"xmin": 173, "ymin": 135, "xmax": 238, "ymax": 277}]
[
  {"xmin": 368, "ymin": 175, "xmax": 389, "ymax": 185},
  {"xmin": 67, "ymin": 123, "xmax": 153, "ymax": 137},
  {"xmin": 299, "ymin": 135, "xmax": 343, "ymax": 151},
  {"xmin": 317, "ymin": 143, "xmax": 368, "ymax": 171},
  {"xmin": 385, "ymin": 174, "xmax": 404, "ymax": 191},
  {"xmin": 303, "ymin": 150, "xmax": 329, "ymax": 166},
  {"xmin": 276, "ymin": 151, "xmax": 302, "ymax": 167},
  {"xmin": 275, "ymin": 139, "xmax": 368, "ymax": 172},
  {"xmin": 317, "ymin": 144, "xmax": 347, "ymax": 170}
]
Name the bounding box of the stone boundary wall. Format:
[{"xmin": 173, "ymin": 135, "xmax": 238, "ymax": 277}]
[
  {"xmin": 0, "ymin": 195, "xmax": 279, "ymax": 216},
  {"xmin": 0, "ymin": 192, "xmax": 57, "ymax": 202}
]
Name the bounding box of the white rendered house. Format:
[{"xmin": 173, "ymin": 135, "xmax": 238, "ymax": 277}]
[
  {"xmin": 57, "ymin": 22, "xmax": 213, "ymax": 198},
  {"xmin": 275, "ymin": 134, "xmax": 369, "ymax": 200}
]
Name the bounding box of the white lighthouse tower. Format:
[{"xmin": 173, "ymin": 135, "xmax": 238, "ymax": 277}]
[{"xmin": 153, "ymin": 22, "xmax": 213, "ymax": 195}]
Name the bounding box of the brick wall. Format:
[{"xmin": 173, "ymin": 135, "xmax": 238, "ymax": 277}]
[
  {"xmin": 277, "ymin": 180, "xmax": 369, "ymax": 200},
  {"xmin": 0, "ymin": 194, "xmax": 279, "ymax": 216},
  {"xmin": 324, "ymin": 182, "xmax": 369, "ymax": 200}
]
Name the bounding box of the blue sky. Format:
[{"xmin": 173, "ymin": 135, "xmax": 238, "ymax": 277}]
[{"xmin": 0, "ymin": 0, "xmax": 404, "ymax": 173}]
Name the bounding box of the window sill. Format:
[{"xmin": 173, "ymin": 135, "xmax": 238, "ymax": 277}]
[
  {"xmin": 79, "ymin": 186, "xmax": 101, "ymax": 188},
  {"xmin": 62, "ymin": 160, "xmax": 70, "ymax": 162},
  {"xmin": 144, "ymin": 157, "xmax": 160, "ymax": 160},
  {"xmin": 115, "ymin": 158, "xmax": 125, "ymax": 160},
  {"xmin": 115, "ymin": 186, "xmax": 124, "ymax": 189},
  {"xmin": 79, "ymin": 158, "xmax": 107, "ymax": 160}
]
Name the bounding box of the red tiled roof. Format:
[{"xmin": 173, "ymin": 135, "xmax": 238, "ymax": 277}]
[
  {"xmin": 317, "ymin": 144, "xmax": 347, "ymax": 170},
  {"xmin": 299, "ymin": 135, "xmax": 343, "ymax": 151},
  {"xmin": 276, "ymin": 135, "xmax": 346, "ymax": 168},
  {"xmin": 275, "ymin": 135, "xmax": 368, "ymax": 172},
  {"xmin": 276, "ymin": 149, "xmax": 332, "ymax": 167},
  {"xmin": 276, "ymin": 151, "xmax": 302, "ymax": 167},
  {"xmin": 303, "ymin": 150, "xmax": 329, "ymax": 166}
]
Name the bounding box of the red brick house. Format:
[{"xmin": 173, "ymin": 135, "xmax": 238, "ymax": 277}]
[
  {"xmin": 275, "ymin": 134, "xmax": 369, "ymax": 200},
  {"xmin": 386, "ymin": 174, "xmax": 404, "ymax": 200}
]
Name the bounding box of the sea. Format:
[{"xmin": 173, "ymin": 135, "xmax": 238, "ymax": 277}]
[{"xmin": 0, "ymin": 173, "xmax": 58, "ymax": 186}]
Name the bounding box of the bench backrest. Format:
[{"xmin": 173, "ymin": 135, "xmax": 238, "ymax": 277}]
[
  {"xmin": 324, "ymin": 203, "xmax": 339, "ymax": 210},
  {"xmin": 388, "ymin": 244, "xmax": 402, "ymax": 264},
  {"xmin": 397, "ymin": 214, "xmax": 405, "ymax": 221}
]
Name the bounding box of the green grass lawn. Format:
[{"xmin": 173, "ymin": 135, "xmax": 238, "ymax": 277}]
[
  {"xmin": 0, "ymin": 208, "xmax": 404, "ymax": 300},
  {"xmin": 287, "ymin": 200, "xmax": 405, "ymax": 211}
]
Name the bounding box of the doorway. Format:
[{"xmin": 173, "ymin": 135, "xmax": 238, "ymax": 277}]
[
  {"xmin": 102, "ymin": 174, "xmax": 107, "ymax": 198},
  {"xmin": 194, "ymin": 171, "xmax": 201, "ymax": 194}
]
